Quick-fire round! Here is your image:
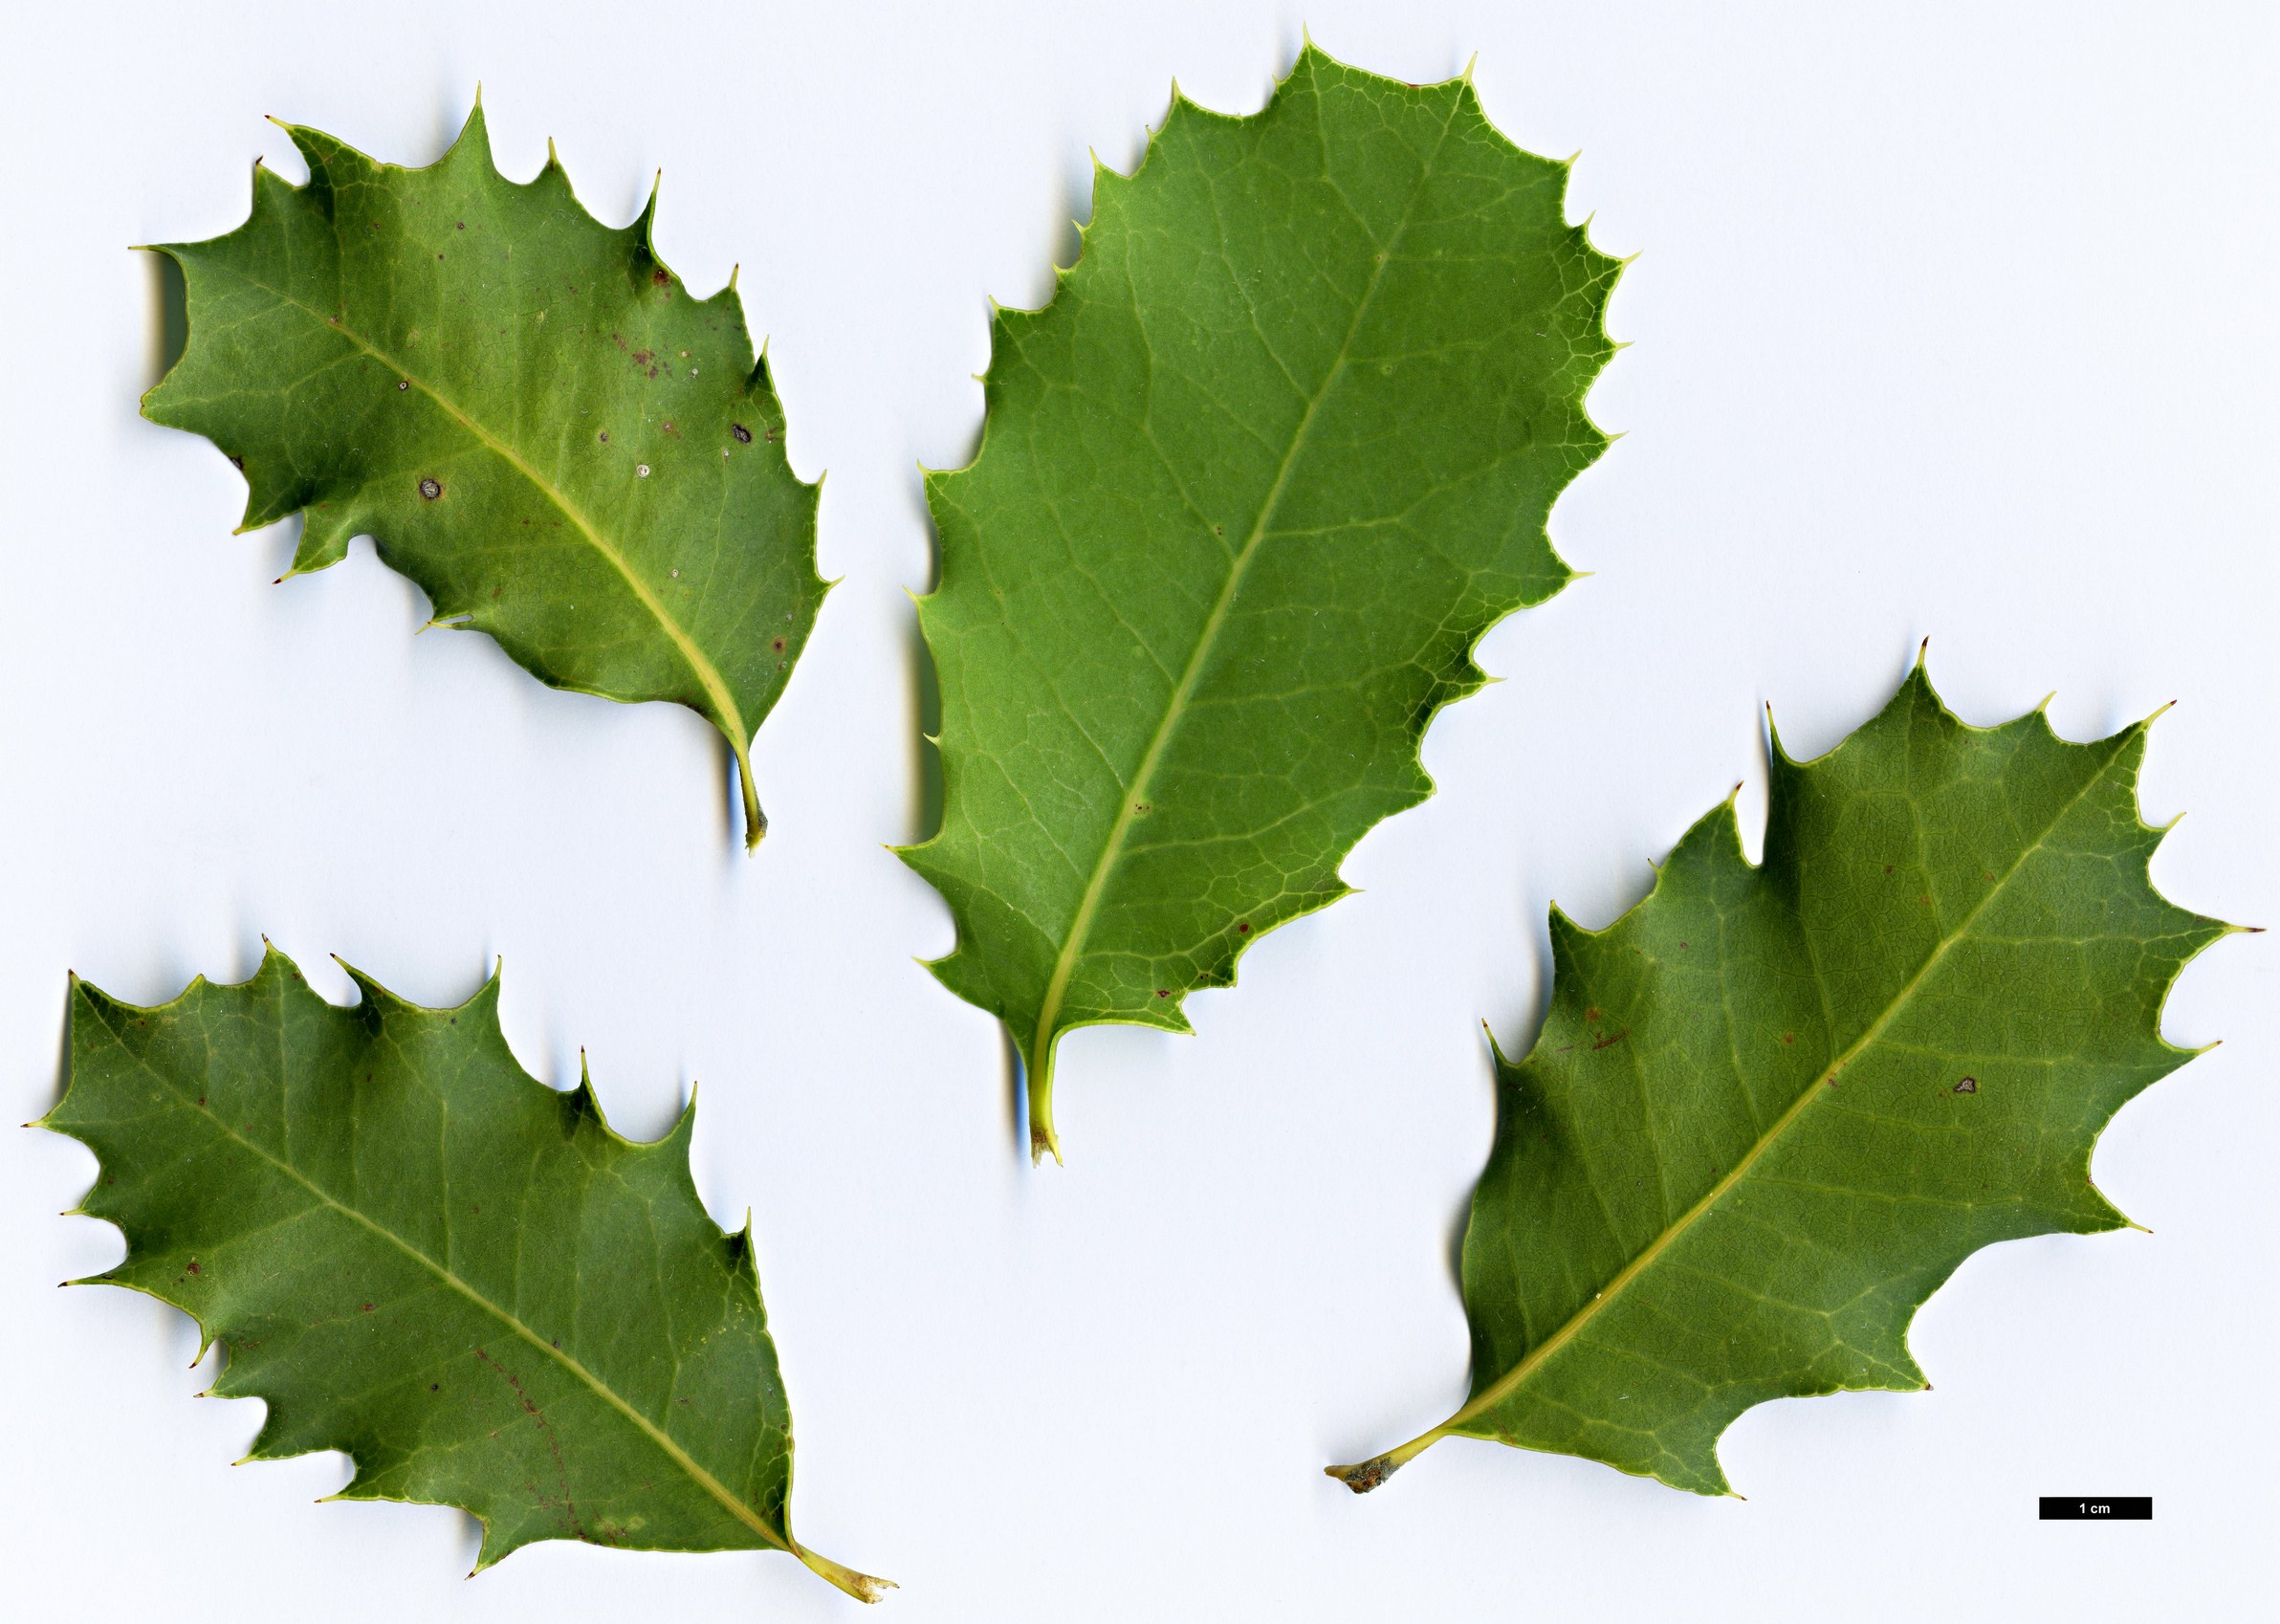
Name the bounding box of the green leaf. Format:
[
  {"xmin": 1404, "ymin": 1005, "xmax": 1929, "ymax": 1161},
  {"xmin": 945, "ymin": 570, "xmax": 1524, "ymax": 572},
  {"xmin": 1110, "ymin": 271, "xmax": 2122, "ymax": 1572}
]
[
  {"xmin": 39, "ymin": 948, "xmax": 888, "ymax": 1601},
  {"xmin": 1330, "ymin": 656, "xmax": 2237, "ymax": 1497},
  {"xmin": 899, "ymin": 45, "xmax": 1624, "ymax": 1160},
  {"xmin": 142, "ymin": 102, "xmax": 823, "ymax": 848}
]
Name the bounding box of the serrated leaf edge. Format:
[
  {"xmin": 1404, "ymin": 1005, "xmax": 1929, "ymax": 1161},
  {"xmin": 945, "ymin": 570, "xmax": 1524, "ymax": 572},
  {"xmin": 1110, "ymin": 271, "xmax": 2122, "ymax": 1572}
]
[
  {"xmin": 1329, "ymin": 649, "xmax": 2238, "ymax": 1496},
  {"xmin": 142, "ymin": 101, "xmax": 820, "ymax": 850},
  {"xmin": 35, "ymin": 946, "xmax": 890, "ymax": 1602},
  {"xmin": 897, "ymin": 41, "xmax": 1628, "ymax": 1162}
]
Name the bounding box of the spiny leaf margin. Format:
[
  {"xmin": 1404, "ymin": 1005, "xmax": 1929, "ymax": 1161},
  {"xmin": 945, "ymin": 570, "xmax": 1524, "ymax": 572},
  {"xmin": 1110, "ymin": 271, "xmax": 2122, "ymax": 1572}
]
[
  {"xmin": 1332, "ymin": 652, "xmax": 2237, "ymax": 1496},
  {"xmin": 900, "ymin": 42, "xmax": 1627, "ymax": 1159},
  {"xmin": 142, "ymin": 99, "xmax": 826, "ymax": 847},
  {"xmin": 38, "ymin": 946, "xmax": 888, "ymax": 1601}
]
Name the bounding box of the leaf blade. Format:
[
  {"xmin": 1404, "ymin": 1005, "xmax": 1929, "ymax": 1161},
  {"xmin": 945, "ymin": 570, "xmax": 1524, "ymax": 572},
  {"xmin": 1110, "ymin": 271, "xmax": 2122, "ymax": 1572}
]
[
  {"xmin": 142, "ymin": 105, "xmax": 823, "ymax": 846},
  {"xmin": 42, "ymin": 949, "xmax": 888, "ymax": 1599},
  {"xmin": 901, "ymin": 46, "xmax": 1622, "ymax": 1157},
  {"xmin": 1333, "ymin": 658, "xmax": 2234, "ymax": 1495}
]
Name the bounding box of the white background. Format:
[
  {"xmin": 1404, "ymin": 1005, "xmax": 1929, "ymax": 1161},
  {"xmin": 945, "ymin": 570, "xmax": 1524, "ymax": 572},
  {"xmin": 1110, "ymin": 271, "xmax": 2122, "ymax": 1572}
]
[{"xmin": 2, "ymin": 2, "xmax": 2272, "ymax": 1618}]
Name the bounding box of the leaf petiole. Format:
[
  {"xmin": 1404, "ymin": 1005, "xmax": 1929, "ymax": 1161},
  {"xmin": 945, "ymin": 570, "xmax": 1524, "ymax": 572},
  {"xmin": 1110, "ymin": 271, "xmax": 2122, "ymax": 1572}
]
[
  {"xmin": 734, "ymin": 739, "xmax": 767, "ymax": 850},
  {"xmin": 1026, "ymin": 1036, "xmax": 1063, "ymax": 1166}
]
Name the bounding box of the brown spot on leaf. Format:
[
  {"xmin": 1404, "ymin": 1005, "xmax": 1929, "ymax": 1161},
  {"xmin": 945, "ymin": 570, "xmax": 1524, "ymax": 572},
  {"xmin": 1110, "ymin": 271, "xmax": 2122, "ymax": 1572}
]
[
  {"xmin": 772, "ymin": 637, "xmax": 784, "ymax": 651},
  {"xmin": 419, "ymin": 478, "xmax": 442, "ymax": 500},
  {"xmin": 1585, "ymin": 1007, "xmax": 1601, "ymax": 1023},
  {"xmin": 1237, "ymin": 921, "xmax": 1250, "ymax": 933},
  {"xmin": 186, "ymin": 1261, "xmax": 200, "ymax": 1275},
  {"xmin": 1954, "ymin": 1076, "xmax": 1978, "ymax": 1094},
  {"xmin": 362, "ymin": 1303, "xmax": 375, "ymax": 1312},
  {"xmin": 652, "ymin": 268, "xmax": 670, "ymax": 287},
  {"xmin": 731, "ymin": 423, "xmax": 753, "ymax": 444},
  {"xmin": 1780, "ymin": 1032, "xmax": 1795, "ymax": 1045},
  {"xmin": 1155, "ymin": 989, "xmax": 1171, "ymax": 998},
  {"xmin": 1590, "ymin": 1029, "xmax": 1629, "ymax": 1051}
]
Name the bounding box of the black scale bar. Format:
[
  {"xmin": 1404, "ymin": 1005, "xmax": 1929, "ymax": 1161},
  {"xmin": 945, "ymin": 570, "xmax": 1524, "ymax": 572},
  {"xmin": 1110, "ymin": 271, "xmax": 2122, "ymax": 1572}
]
[{"xmin": 2039, "ymin": 1497, "xmax": 2152, "ymax": 1520}]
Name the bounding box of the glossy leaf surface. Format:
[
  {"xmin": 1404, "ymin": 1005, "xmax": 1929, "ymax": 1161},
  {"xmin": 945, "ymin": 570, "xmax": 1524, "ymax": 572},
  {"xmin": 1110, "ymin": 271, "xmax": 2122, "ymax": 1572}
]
[
  {"xmin": 143, "ymin": 105, "xmax": 822, "ymax": 846},
  {"xmin": 1332, "ymin": 659, "xmax": 2234, "ymax": 1496},
  {"xmin": 902, "ymin": 46, "xmax": 1623, "ymax": 1158},
  {"xmin": 41, "ymin": 949, "xmax": 887, "ymax": 1600}
]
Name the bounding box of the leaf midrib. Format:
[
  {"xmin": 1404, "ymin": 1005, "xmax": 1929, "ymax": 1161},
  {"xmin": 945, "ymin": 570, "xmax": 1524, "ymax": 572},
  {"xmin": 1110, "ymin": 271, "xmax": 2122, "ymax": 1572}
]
[
  {"xmin": 207, "ymin": 262, "xmax": 753, "ymax": 765},
  {"xmin": 1441, "ymin": 732, "xmax": 2129, "ymax": 1442},
  {"xmin": 90, "ymin": 992, "xmax": 792, "ymax": 1557},
  {"xmin": 1025, "ymin": 90, "xmax": 1465, "ymax": 1067}
]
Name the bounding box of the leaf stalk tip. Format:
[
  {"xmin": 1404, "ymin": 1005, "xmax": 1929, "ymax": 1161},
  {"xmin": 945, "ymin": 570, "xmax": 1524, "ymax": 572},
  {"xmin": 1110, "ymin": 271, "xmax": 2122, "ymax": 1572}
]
[
  {"xmin": 734, "ymin": 746, "xmax": 767, "ymax": 851},
  {"xmin": 796, "ymin": 1546, "xmax": 896, "ymax": 1603},
  {"xmin": 1025, "ymin": 1038, "xmax": 1064, "ymax": 1166}
]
